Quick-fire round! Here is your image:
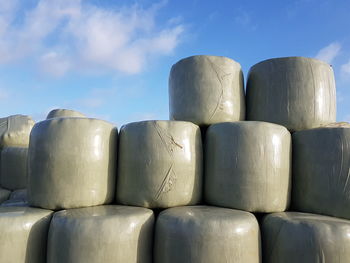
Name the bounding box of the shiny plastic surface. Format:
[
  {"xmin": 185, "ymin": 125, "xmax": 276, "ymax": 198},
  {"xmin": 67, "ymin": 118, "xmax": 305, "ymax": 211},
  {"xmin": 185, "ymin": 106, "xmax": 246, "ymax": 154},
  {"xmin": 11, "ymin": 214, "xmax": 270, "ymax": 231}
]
[
  {"xmin": 0, "ymin": 207, "xmax": 53, "ymax": 263},
  {"xmin": 293, "ymin": 126, "xmax": 350, "ymax": 219},
  {"xmin": 246, "ymin": 57, "xmax": 336, "ymax": 131},
  {"xmin": 205, "ymin": 121, "xmax": 291, "ymax": 212},
  {"xmin": 28, "ymin": 117, "xmax": 117, "ymax": 210},
  {"xmin": 47, "ymin": 205, "xmax": 154, "ymax": 263},
  {"xmin": 262, "ymin": 212, "xmax": 350, "ymax": 263},
  {"xmin": 169, "ymin": 55, "xmax": 245, "ymax": 126},
  {"xmin": 154, "ymin": 206, "xmax": 261, "ymax": 263},
  {"xmin": 0, "ymin": 187, "xmax": 10, "ymax": 203},
  {"xmin": 117, "ymin": 120, "xmax": 202, "ymax": 208},
  {"xmin": 0, "ymin": 147, "xmax": 28, "ymax": 190},
  {"xmin": 46, "ymin": 108, "xmax": 86, "ymax": 119},
  {"xmin": 0, "ymin": 115, "xmax": 35, "ymax": 147}
]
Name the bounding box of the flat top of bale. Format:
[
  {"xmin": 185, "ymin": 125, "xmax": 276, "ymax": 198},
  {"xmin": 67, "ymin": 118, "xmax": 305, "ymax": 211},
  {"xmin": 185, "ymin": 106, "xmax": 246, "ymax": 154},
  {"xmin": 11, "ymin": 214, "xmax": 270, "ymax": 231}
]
[{"xmin": 250, "ymin": 56, "xmax": 332, "ymax": 69}]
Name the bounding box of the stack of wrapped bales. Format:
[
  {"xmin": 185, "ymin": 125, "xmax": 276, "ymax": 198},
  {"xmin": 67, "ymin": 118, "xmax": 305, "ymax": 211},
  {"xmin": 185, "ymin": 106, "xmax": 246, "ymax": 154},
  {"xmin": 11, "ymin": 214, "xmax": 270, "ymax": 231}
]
[{"xmin": 0, "ymin": 54, "xmax": 349, "ymax": 263}]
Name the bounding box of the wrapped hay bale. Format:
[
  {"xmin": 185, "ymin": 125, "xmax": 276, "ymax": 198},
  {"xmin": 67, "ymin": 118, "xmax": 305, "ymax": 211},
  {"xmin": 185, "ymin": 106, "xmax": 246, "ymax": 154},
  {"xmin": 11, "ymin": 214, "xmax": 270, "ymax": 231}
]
[
  {"xmin": 1, "ymin": 189, "xmax": 28, "ymax": 207},
  {"xmin": 293, "ymin": 125, "xmax": 350, "ymax": 219},
  {"xmin": 0, "ymin": 147, "xmax": 28, "ymax": 190},
  {"xmin": 0, "ymin": 187, "xmax": 10, "ymax": 203},
  {"xmin": 205, "ymin": 121, "xmax": 291, "ymax": 212},
  {"xmin": 116, "ymin": 120, "xmax": 202, "ymax": 208},
  {"xmin": 0, "ymin": 115, "xmax": 35, "ymax": 148},
  {"xmin": 169, "ymin": 55, "xmax": 245, "ymax": 126},
  {"xmin": 154, "ymin": 206, "xmax": 261, "ymax": 263},
  {"xmin": 246, "ymin": 57, "xmax": 336, "ymax": 131},
  {"xmin": 262, "ymin": 212, "xmax": 350, "ymax": 263},
  {"xmin": 0, "ymin": 207, "xmax": 53, "ymax": 263},
  {"xmin": 46, "ymin": 108, "xmax": 86, "ymax": 119},
  {"xmin": 47, "ymin": 205, "xmax": 154, "ymax": 263},
  {"xmin": 28, "ymin": 118, "xmax": 117, "ymax": 210}
]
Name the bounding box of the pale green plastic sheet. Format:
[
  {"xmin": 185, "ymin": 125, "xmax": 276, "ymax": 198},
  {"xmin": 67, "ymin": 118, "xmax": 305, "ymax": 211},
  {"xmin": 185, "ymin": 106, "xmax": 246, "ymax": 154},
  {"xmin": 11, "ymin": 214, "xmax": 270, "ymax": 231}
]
[
  {"xmin": 46, "ymin": 108, "xmax": 86, "ymax": 119},
  {"xmin": 205, "ymin": 121, "xmax": 291, "ymax": 212},
  {"xmin": 154, "ymin": 206, "xmax": 261, "ymax": 263},
  {"xmin": 262, "ymin": 212, "xmax": 350, "ymax": 263},
  {"xmin": 0, "ymin": 207, "xmax": 53, "ymax": 263},
  {"xmin": 246, "ymin": 57, "xmax": 336, "ymax": 131},
  {"xmin": 28, "ymin": 118, "xmax": 117, "ymax": 210},
  {"xmin": 169, "ymin": 55, "xmax": 245, "ymax": 126},
  {"xmin": 293, "ymin": 125, "xmax": 350, "ymax": 219},
  {"xmin": 0, "ymin": 115, "xmax": 35, "ymax": 148},
  {"xmin": 47, "ymin": 205, "xmax": 154, "ymax": 263},
  {"xmin": 0, "ymin": 147, "xmax": 28, "ymax": 190},
  {"xmin": 117, "ymin": 120, "xmax": 202, "ymax": 208}
]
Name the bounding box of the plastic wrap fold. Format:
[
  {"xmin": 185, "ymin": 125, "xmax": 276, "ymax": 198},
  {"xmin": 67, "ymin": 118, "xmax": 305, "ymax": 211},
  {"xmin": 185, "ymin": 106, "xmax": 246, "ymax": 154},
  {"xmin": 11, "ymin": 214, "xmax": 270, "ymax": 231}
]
[{"xmin": 46, "ymin": 109, "xmax": 86, "ymax": 119}]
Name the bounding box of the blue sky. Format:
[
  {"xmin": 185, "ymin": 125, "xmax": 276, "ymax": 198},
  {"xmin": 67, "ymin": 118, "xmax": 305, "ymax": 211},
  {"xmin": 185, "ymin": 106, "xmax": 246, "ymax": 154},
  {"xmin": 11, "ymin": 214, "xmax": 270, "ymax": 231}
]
[{"xmin": 0, "ymin": 0, "xmax": 349, "ymax": 127}]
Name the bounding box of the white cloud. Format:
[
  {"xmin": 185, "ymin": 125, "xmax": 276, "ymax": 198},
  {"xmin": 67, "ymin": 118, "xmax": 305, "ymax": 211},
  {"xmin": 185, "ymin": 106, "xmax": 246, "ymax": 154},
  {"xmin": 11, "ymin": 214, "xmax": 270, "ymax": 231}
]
[
  {"xmin": 315, "ymin": 42, "xmax": 341, "ymax": 64},
  {"xmin": 341, "ymin": 59, "xmax": 350, "ymax": 75},
  {"xmin": 0, "ymin": 0, "xmax": 184, "ymax": 76}
]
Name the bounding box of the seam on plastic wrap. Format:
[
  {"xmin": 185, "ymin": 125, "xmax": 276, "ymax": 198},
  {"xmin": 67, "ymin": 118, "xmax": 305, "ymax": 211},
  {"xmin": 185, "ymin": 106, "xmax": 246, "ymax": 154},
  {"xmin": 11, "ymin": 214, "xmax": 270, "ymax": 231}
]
[
  {"xmin": 206, "ymin": 57, "xmax": 230, "ymax": 121},
  {"xmin": 308, "ymin": 60, "xmax": 316, "ymax": 121},
  {"xmin": 153, "ymin": 122, "xmax": 182, "ymax": 200}
]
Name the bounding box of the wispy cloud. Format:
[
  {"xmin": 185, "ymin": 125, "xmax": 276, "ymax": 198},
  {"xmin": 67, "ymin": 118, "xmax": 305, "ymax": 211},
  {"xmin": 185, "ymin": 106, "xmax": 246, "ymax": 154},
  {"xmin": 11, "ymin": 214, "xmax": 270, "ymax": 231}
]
[
  {"xmin": 0, "ymin": 0, "xmax": 184, "ymax": 76},
  {"xmin": 315, "ymin": 42, "xmax": 341, "ymax": 64},
  {"xmin": 234, "ymin": 9, "xmax": 257, "ymax": 31},
  {"xmin": 341, "ymin": 59, "xmax": 350, "ymax": 75}
]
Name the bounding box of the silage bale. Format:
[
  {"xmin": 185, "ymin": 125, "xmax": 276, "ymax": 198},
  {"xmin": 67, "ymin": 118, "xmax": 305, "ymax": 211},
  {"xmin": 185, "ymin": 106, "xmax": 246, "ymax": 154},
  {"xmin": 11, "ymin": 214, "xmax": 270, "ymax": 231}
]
[
  {"xmin": 0, "ymin": 147, "xmax": 28, "ymax": 190},
  {"xmin": 293, "ymin": 124, "xmax": 350, "ymax": 219},
  {"xmin": 246, "ymin": 57, "xmax": 336, "ymax": 131},
  {"xmin": 154, "ymin": 206, "xmax": 261, "ymax": 263},
  {"xmin": 46, "ymin": 108, "xmax": 86, "ymax": 119},
  {"xmin": 47, "ymin": 205, "xmax": 154, "ymax": 263},
  {"xmin": 0, "ymin": 187, "xmax": 10, "ymax": 203},
  {"xmin": 0, "ymin": 207, "xmax": 53, "ymax": 263},
  {"xmin": 205, "ymin": 121, "xmax": 291, "ymax": 212},
  {"xmin": 28, "ymin": 117, "xmax": 117, "ymax": 210},
  {"xmin": 0, "ymin": 115, "xmax": 35, "ymax": 148},
  {"xmin": 169, "ymin": 55, "xmax": 245, "ymax": 126},
  {"xmin": 262, "ymin": 212, "xmax": 350, "ymax": 263},
  {"xmin": 116, "ymin": 120, "xmax": 202, "ymax": 208}
]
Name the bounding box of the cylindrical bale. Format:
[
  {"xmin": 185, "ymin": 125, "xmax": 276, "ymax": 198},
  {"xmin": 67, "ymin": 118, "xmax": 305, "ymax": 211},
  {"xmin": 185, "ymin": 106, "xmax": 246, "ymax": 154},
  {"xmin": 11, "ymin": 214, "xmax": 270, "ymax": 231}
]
[
  {"xmin": 0, "ymin": 207, "xmax": 53, "ymax": 263},
  {"xmin": 47, "ymin": 205, "xmax": 154, "ymax": 263},
  {"xmin": 246, "ymin": 57, "xmax": 336, "ymax": 131},
  {"xmin": 28, "ymin": 118, "xmax": 117, "ymax": 210},
  {"xmin": 0, "ymin": 115, "xmax": 35, "ymax": 147},
  {"xmin": 205, "ymin": 121, "xmax": 291, "ymax": 212},
  {"xmin": 154, "ymin": 206, "xmax": 261, "ymax": 263},
  {"xmin": 0, "ymin": 187, "xmax": 10, "ymax": 203},
  {"xmin": 262, "ymin": 212, "xmax": 350, "ymax": 263},
  {"xmin": 117, "ymin": 120, "xmax": 202, "ymax": 208},
  {"xmin": 0, "ymin": 147, "xmax": 28, "ymax": 190},
  {"xmin": 169, "ymin": 55, "xmax": 245, "ymax": 126},
  {"xmin": 293, "ymin": 124, "xmax": 350, "ymax": 219},
  {"xmin": 46, "ymin": 108, "xmax": 86, "ymax": 119}
]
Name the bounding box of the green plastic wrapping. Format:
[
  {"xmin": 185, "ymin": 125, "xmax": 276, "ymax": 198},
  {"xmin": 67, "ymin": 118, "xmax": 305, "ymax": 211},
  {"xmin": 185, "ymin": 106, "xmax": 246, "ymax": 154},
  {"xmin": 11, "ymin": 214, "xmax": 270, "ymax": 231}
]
[
  {"xmin": 169, "ymin": 55, "xmax": 245, "ymax": 126},
  {"xmin": 0, "ymin": 115, "xmax": 35, "ymax": 148},
  {"xmin": 293, "ymin": 125, "xmax": 350, "ymax": 219},
  {"xmin": 46, "ymin": 108, "xmax": 86, "ymax": 119},
  {"xmin": 246, "ymin": 57, "xmax": 336, "ymax": 131},
  {"xmin": 262, "ymin": 212, "xmax": 350, "ymax": 263},
  {"xmin": 116, "ymin": 120, "xmax": 202, "ymax": 208},
  {"xmin": 28, "ymin": 118, "xmax": 117, "ymax": 210},
  {"xmin": 0, "ymin": 147, "xmax": 28, "ymax": 190},
  {"xmin": 154, "ymin": 206, "xmax": 261, "ymax": 263},
  {"xmin": 0, "ymin": 207, "xmax": 53, "ymax": 263},
  {"xmin": 47, "ymin": 205, "xmax": 154, "ymax": 263},
  {"xmin": 0, "ymin": 187, "xmax": 10, "ymax": 203},
  {"xmin": 205, "ymin": 121, "xmax": 291, "ymax": 212}
]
